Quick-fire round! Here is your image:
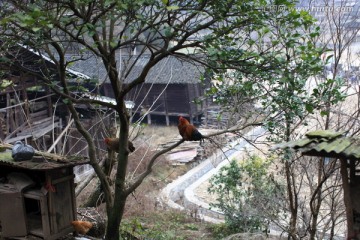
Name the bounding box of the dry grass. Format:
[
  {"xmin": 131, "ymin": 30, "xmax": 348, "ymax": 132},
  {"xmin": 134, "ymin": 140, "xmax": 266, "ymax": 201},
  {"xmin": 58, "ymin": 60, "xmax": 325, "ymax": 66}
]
[
  {"xmin": 132, "ymin": 125, "xmax": 179, "ymax": 147},
  {"xmin": 124, "ymin": 143, "xmax": 188, "ymax": 218}
]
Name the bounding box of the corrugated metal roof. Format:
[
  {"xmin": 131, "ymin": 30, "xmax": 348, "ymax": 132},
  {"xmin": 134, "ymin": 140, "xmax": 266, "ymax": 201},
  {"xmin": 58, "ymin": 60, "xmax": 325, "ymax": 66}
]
[
  {"xmin": 305, "ymin": 129, "xmax": 344, "ymax": 139},
  {"xmin": 272, "ymin": 130, "xmax": 360, "ymax": 160},
  {"xmin": 273, "ymin": 138, "xmax": 314, "ymax": 149},
  {"xmin": 0, "ymin": 151, "xmax": 89, "ymax": 170}
]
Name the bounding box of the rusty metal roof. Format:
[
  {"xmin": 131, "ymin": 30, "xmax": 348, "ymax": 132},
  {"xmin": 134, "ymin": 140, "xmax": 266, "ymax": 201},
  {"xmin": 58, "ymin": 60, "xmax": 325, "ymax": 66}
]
[
  {"xmin": 272, "ymin": 130, "xmax": 360, "ymax": 160},
  {"xmin": 0, "ymin": 151, "xmax": 89, "ymax": 170}
]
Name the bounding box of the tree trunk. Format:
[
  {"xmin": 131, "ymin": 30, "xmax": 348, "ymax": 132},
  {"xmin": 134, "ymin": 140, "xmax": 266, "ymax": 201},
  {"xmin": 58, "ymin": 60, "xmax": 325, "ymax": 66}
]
[
  {"xmin": 105, "ymin": 148, "xmax": 129, "ymax": 240},
  {"xmin": 106, "ymin": 193, "xmax": 127, "ymax": 240},
  {"xmin": 284, "ymin": 119, "xmax": 298, "ymax": 239},
  {"xmin": 84, "ymin": 150, "xmax": 116, "ymax": 208},
  {"xmin": 309, "ymin": 158, "xmax": 324, "ymax": 240},
  {"xmin": 285, "ymin": 160, "xmax": 298, "ymax": 239},
  {"xmin": 104, "ymin": 97, "xmax": 131, "ymax": 239}
]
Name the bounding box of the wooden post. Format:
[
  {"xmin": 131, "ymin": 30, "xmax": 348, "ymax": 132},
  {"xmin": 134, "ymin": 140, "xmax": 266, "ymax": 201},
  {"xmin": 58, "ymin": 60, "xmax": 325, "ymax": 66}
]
[
  {"xmin": 164, "ymin": 90, "xmax": 170, "ymax": 126},
  {"xmin": 147, "ymin": 114, "xmax": 152, "ymax": 125},
  {"xmin": 14, "ymin": 107, "xmax": 20, "ymax": 129},
  {"xmin": 185, "ymin": 84, "xmax": 193, "ymax": 124},
  {"xmin": 340, "ymin": 158, "xmax": 355, "ymax": 239},
  {"xmin": 0, "ymin": 113, "xmax": 4, "ymax": 139},
  {"xmin": 20, "ymin": 74, "xmax": 30, "ymax": 118},
  {"xmin": 204, "ymin": 97, "xmax": 208, "ymax": 128},
  {"xmin": 46, "ymin": 172, "xmax": 57, "ymax": 234},
  {"xmin": 42, "ymin": 135, "xmax": 47, "ymax": 151},
  {"xmin": 45, "ymin": 86, "xmax": 53, "ymax": 117},
  {"xmin": 350, "ymin": 159, "xmax": 356, "ymax": 183},
  {"xmin": 6, "ymin": 93, "xmax": 14, "ymax": 133},
  {"xmin": 165, "ymin": 114, "xmax": 169, "ymax": 126}
]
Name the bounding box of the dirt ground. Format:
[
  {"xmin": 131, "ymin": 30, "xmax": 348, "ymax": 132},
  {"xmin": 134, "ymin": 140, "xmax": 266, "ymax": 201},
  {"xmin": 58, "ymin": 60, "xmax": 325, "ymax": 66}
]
[{"xmin": 76, "ymin": 125, "xmax": 218, "ymax": 239}]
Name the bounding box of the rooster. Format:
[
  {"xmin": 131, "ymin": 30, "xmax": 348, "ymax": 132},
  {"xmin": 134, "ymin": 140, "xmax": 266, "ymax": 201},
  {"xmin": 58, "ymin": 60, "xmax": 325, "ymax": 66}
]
[
  {"xmin": 104, "ymin": 137, "xmax": 135, "ymax": 153},
  {"xmin": 71, "ymin": 220, "xmax": 93, "ymax": 235},
  {"xmin": 178, "ymin": 116, "xmax": 204, "ymax": 142},
  {"xmin": 178, "ymin": 116, "xmax": 230, "ymax": 161}
]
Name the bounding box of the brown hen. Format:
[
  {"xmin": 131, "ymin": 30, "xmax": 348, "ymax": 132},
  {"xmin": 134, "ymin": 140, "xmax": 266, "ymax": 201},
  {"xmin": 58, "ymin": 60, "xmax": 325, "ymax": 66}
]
[
  {"xmin": 104, "ymin": 137, "xmax": 135, "ymax": 153},
  {"xmin": 71, "ymin": 220, "xmax": 93, "ymax": 235}
]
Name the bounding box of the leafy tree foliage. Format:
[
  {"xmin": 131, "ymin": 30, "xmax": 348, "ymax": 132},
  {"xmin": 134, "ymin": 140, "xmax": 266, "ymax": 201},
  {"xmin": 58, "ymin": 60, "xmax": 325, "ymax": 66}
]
[
  {"xmin": 206, "ymin": 4, "xmax": 345, "ymax": 139},
  {"xmin": 204, "ymin": 4, "xmax": 347, "ymax": 238}
]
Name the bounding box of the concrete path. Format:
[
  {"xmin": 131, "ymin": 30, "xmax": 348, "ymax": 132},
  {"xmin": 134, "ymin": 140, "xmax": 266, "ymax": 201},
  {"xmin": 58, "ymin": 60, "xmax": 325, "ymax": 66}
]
[{"xmin": 160, "ymin": 126, "xmax": 266, "ymax": 222}]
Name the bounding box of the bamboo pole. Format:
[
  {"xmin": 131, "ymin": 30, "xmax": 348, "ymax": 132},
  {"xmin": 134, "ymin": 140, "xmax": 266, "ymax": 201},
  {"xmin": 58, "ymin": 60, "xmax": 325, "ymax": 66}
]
[{"xmin": 47, "ymin": 119, "xmax": 74, "ymax": 153}]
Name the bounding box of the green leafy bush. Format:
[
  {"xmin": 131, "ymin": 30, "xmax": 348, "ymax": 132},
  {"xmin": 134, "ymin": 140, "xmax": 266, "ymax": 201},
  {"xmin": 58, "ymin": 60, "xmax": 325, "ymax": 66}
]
[{"xmin": 208, "ymin": 154, "xmax": 283, "ymax": 235}]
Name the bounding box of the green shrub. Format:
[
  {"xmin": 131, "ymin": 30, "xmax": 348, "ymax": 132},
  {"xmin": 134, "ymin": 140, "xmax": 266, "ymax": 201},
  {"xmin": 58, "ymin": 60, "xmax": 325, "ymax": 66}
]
[{"xmin": 208, "ymin": 154, "xmax": 283, "ymax": 235}]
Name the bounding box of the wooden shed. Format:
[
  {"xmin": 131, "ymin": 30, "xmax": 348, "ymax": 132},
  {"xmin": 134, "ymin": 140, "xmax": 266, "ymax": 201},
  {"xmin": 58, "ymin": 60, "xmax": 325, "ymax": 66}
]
[
  {"xmin": 0, "ymin": 53, "xmax": 62, "ymax": 148},
  {"xmin": 273, "ymin": 130, "xmax": 360, "ymax": 239},
  {"xmin": 0, "ymin": 149, "xmax": 88, "ymax": 239},
  {"xmin": 66, "ymin": 53, "xmax": 210, "ymax": 125},
  {"xmin": 0, "ymin": 44, "xmax": 89, "ymax": 151},
  {"xmin": 0, "ymin": 44, "xmax": 111, "ymax": 159}
]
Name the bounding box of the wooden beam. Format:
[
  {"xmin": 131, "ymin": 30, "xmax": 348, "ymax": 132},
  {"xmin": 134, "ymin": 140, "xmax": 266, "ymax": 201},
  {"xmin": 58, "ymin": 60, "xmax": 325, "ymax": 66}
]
[
  {"xmin": 32, "ymin": 122, "xmax": 60, "ymax": 139},
  {"xmin": 47, "ymin": 119, "xmax": 74, "ymax": 153},
  {"xmin": 0, "ymin": 94, "xmax": 55, "ymax": 112},
  {"xmin": 4, "ymin": 134, "xmax": 33, "ymax": 143},
  {"xmin": 30, "ymin": 109, "xmax": 48, "ymax": 119},
  {"xmin": 17, "ymin": 118, "xmax": 58, "ymax": 137}
]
